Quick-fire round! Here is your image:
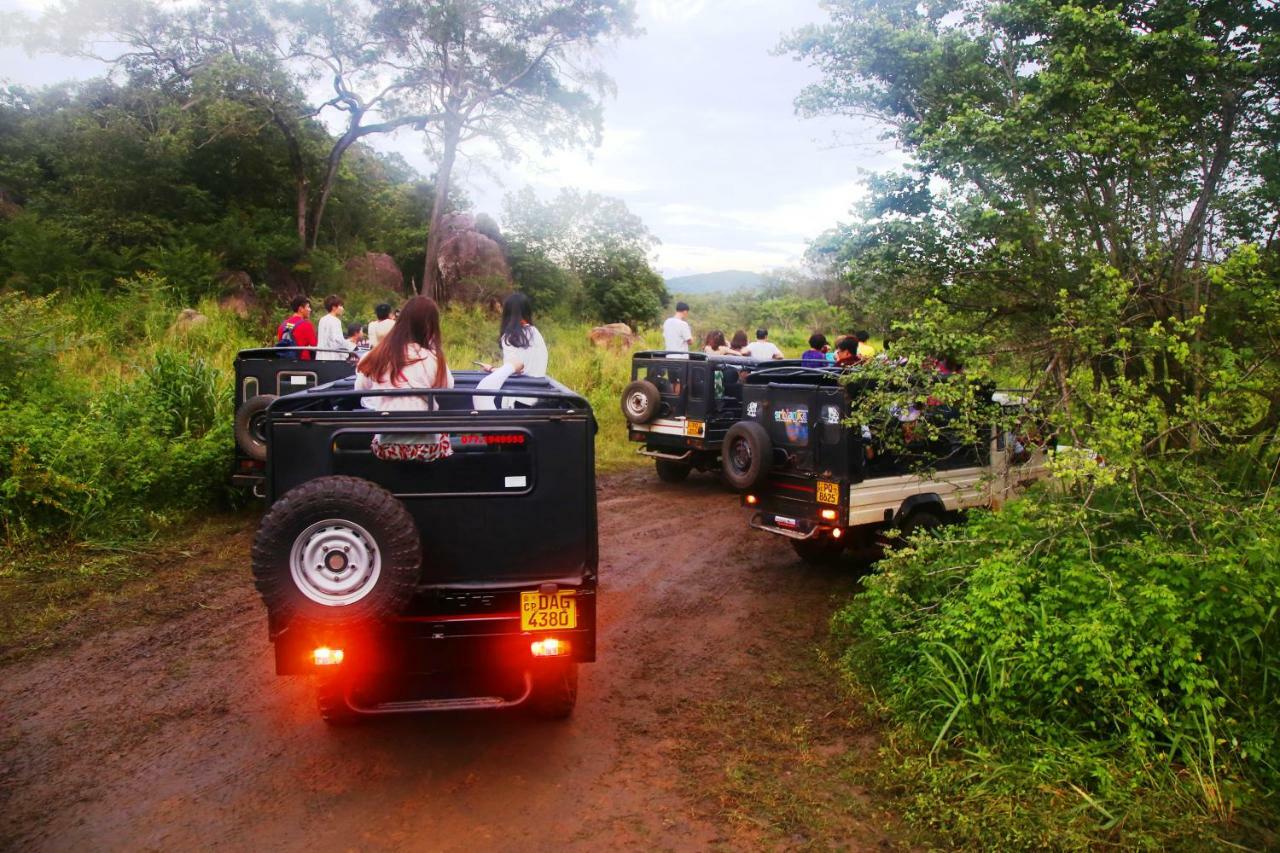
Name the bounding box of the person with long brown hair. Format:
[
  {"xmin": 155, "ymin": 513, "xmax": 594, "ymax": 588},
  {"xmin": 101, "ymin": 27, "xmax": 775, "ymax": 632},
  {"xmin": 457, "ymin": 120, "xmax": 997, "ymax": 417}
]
[
  {"xmin": 703, "ymin": 329, "xmax": 733, "ymax": 354},
  {"xmin": 355, "ymin": 295, "xmax": 454, "ymax": 461}
]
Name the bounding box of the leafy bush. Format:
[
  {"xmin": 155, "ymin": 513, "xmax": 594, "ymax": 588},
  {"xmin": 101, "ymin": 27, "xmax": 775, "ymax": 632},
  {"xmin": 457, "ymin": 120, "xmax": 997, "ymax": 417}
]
[
  {"xmin": 836, "ymin": 477, "xmax": 1280, "ymax": 847},
  {"xmin": 142, "ymin": 241, "xmax": 223, "ymax": 303}
]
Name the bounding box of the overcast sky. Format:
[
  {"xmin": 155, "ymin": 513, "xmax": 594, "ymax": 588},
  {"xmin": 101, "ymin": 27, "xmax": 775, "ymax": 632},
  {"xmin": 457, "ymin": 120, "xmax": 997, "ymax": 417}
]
[{"xmin": 0, "ymin": 0, "xmax": 906, "ymax": 277}]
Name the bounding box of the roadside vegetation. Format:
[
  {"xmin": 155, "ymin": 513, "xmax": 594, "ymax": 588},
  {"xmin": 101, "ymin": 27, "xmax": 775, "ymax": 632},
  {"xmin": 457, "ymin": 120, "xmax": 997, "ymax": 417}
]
[{"xmin": 788, "ymin": 0, "xmax": 1280, "ymax": 846}]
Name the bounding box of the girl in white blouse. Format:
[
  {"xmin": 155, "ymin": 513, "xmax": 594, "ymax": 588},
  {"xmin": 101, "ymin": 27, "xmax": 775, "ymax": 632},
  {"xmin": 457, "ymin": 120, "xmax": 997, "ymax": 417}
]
[
  {"xmin": 478, "ymin": 292, "xmax": 548, "ymax": 408},
  {"xmin": 354, "ymin": 296, "xmax": 454, "ymax": 461}
]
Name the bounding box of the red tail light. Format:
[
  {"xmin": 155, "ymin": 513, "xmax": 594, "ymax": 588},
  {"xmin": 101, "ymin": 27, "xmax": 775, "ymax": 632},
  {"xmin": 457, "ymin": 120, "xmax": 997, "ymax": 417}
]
[
  {"xmin": 531, "ymin": 638, "xmax": 570, "ymax": 657},
  {"xmin": 313, "ymin": 646, "xmax": 344, "ymax": 666}
]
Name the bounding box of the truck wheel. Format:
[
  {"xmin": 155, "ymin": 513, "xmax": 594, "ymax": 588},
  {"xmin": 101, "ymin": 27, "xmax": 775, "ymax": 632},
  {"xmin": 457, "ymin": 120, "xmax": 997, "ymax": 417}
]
[
  {"xmin": 234, "ymin": 394, "xmax": 277, "ymax": 462},
  {"xmin": 791, "ymin": 536, "xmax": 845, "ymax": 565},
  {"xmin": 316, "ymin": 678, "xmax": 361, "ymax": 725},
  {"xmin": 620, "ymin": 380, "xmax": 661, "ymax": 424},
  {"xmin": 722, "ymin": 421, "xmax": 772, "ymax": 491},
  {"xmin": 655, "ymin": 458, "xmax": 692, "ymax": 483},
  {"xmin": 252, "ymin": 476, "xmax": 421, "ymax": 627},
  {"xmin": 528, "ymin": 661, "xmax": 578, "ymax": 719},
  {"xmin": 900, "ymin": 508, "xmax": 945, "ymax": 539}
]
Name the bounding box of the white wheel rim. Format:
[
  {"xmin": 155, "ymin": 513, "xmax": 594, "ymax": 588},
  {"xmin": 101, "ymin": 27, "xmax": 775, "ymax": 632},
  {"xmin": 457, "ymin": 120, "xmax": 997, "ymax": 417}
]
[
  {"xmin": 289, "ymin": 518, "xmax": 382, "ymax": 607},
  {"xmin": 627, "ymin": 391, "xmax": 647, "ymax": 416}
]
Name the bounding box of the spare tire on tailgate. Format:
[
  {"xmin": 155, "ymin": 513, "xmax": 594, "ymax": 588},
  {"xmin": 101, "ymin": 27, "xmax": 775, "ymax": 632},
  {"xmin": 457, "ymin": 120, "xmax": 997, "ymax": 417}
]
[
  {"xmin": 620, "ymin": 380, "xmax": 661, "ymax": 424},
  {"xmin": 252, "ymin": 476, "xmax": 421, "ymax": 626},
  {"xmin": 721, "ymin": 421, "xmax": 772, "ymax": 491},
  {"xmin": 234, "ymin": 394, "xmax": 277, "ymax": 461}
]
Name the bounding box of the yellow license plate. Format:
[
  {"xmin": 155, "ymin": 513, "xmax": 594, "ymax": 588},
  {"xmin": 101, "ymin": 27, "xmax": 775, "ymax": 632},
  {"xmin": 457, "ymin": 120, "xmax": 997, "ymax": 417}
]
[
  {"xmin": 520, "ymin": 591, "xmax": 577, "ymax": 632},
  {"xmin": 685, "ymin": 420, "xmax": 705, "ymax": 437},
  {"xmin": 816, "ymin": 481, "xmax": 840, "ymax": 505}
]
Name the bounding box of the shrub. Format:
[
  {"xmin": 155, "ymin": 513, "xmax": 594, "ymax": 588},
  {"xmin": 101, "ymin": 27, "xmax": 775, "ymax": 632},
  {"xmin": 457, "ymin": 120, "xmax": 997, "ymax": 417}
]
[{"xmin": 836, "ymin": 477, "xmax": 1280, "ymax": 847}]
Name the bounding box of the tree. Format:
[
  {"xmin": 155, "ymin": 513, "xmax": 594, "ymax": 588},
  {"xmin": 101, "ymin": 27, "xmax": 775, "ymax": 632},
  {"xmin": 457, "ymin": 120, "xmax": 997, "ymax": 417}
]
[
  {"xmin": 12, "ymin": 0, "xmax": 436, "ymax": 251},
  {"xmin": 366, "ymin": 0, "xmax": 638, "ymax": 300},
  {"xmin": 784, "ymin": 0, "xmax": 1280, "ymax": 454},
  {"xmin": 503, "ymin": 186, "xmax": 666, "ymax": 323}
]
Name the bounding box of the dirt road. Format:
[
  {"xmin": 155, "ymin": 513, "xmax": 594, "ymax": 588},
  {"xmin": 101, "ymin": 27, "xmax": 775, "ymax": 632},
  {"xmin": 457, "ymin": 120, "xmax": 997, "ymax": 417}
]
[{"xmin": 0, "ymin": 472, "xmax": 894, "ymax": 851}]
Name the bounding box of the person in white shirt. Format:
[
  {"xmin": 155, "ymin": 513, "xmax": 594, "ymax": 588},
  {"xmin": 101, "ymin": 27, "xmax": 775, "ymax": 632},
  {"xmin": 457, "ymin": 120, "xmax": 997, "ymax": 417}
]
[
  {"xmin": 367, "ymin": 303, "xmax": 395, "ymax": 348},
  {"xmin": 478, "ymin": 292, "xmax": 547, "ymax": 407},
  {"xmin": 662, "ymin": 302, "xmax": 693, "ymax": 352},
  {"xmin": 354, "ymin": 296, "xmax": 454, "ymax": 461},
  {"xmin": 315, "ymin": 294, "xmax": 353, "ymax": 360},
  {"xmin": 743, "ymin": 328, "xmax": 785, "ymax": 361}
]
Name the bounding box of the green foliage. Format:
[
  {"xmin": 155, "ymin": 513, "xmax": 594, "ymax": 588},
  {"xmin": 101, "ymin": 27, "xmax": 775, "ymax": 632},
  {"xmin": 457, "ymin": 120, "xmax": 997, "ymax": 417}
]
[
  {"xmin": 837, "ymin": 480, "xmax": 1280, "ymax": 846},
  {"xmin": 0, "ymin": 291, "xmax": 65, "ymax": 397},
  {"xmin": 0, "ymin": 280, "xmax": 254, "ymax": 547},
  {"xmin": 141, "ymin": 241, "xmax": 223, "ymax": 304},
  {"xmin": 788, "ymin": 0, "xmax": 1280, "ymax": 843},
  {"xmin": 503, "ymin": 187, "xmax": 668, "ymax": 325}
]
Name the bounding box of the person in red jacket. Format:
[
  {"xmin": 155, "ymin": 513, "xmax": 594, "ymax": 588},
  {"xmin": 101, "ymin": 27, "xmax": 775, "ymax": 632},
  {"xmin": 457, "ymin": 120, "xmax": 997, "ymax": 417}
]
[{"xmin": 277, "ymin": 295, "xmax": 317, "ymax": 360}]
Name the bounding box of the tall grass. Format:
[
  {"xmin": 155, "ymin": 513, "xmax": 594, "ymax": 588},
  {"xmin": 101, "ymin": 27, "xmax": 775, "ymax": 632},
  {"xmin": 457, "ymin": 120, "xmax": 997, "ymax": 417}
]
[{"xmin": 435, "ymin": 305, "xmax": 662, "ymax": 471}]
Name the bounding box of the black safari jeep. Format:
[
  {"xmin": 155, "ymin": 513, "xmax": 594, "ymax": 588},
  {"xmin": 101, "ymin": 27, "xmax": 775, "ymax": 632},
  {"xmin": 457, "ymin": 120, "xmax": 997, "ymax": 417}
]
[
  {"xmin": 727, "ymin": 365, "xmax": 1050, "ymax": 563},
  {"xmin": 620, "ymin": 350, "xmax": 793, "ymax": 482},
  {"xmin": 250, "ymin": 371, "xmax": 597, "ymax": 723},
  {"xmin": 232, "ymin": 347, "xmax": 356, "ymax": 492}
]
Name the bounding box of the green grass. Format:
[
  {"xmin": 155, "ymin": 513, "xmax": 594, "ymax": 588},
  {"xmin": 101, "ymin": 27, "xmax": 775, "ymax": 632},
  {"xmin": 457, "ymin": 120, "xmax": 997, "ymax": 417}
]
[{"xmin": 430, "ymin": 304, "xmax": 662, "ymax": 471}]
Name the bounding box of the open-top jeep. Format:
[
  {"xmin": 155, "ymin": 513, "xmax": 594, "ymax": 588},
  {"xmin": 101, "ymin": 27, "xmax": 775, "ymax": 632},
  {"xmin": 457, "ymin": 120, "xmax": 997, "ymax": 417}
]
[
  {"xmin": 251, "ymin": 371, "xmax": 597, "ymax": 723},
  {"xmin": 232, "ymin": 347, "xmax": 356, "ymax": 492},
  {"xmin": 620, "ymin": 350, "xmax": 798, "ymax": 482},
  {"xmin": 728, "ymin": 364, "xmax": 1050, "ymax": 563}
]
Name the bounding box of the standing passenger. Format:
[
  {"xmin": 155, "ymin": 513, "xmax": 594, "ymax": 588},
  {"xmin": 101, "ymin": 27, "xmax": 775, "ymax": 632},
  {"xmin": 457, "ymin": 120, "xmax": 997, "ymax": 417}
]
[
  {"xmin": 276, "ymin": 296, "xmax": 317, "ymax": 360},
  {"xmin": 315, "ymin": 294, "xmax": 351, "ymax": 360},
  {"xmin": 662, "ymin": 302, "xmax": 693, "ymax": 352}
]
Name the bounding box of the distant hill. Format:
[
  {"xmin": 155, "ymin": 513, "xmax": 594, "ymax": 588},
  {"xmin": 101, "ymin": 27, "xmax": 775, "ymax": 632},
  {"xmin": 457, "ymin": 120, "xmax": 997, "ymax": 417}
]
[{"xmin": 664, "ymin": 269, "xmax": 763, "ymax": 295}]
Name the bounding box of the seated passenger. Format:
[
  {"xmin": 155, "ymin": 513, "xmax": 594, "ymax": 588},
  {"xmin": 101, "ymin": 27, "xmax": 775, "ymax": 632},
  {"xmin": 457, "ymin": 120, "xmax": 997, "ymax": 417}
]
[
  {"xmin": 802, "ymin": 333, "xmax": 829, "ymax": 365},
  {"xmin": 833, "ymin": 336, "xmax": 859, "ymax": 367},
  {"xmin": 703, "ymin": 329, "xmax": 734, "ymax": 355},
  {"xmin": 354, "ymin": 295, "xmax": 454, "ymax": 462}
]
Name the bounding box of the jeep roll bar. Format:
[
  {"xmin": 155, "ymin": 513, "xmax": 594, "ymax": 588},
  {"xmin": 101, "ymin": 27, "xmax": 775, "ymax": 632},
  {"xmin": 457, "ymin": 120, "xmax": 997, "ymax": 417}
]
[
  {"xmin": 236, "ymin": 347, "xmax": 362, "ymax": 359},
  {"xmin": 268, "ymin": 375, "xmax": 593, "ymax": 414}
]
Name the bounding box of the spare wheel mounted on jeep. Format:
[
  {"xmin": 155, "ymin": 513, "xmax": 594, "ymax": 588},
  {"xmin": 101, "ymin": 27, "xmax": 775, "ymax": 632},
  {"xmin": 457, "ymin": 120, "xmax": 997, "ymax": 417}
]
[
  {"xmin": 721, "ymin": 420, "xmax": 772, "ymax": 491},
  {"xmin": 252, "ymin": 475, "xmax": 422, "ymax": 627},
  {"xmin": 620, "ymin": 379, "xmax": 661, "ymax": 424},
  {"xmin": 234, "ymin": 393, "xmax": 277, "ymax": 462}
]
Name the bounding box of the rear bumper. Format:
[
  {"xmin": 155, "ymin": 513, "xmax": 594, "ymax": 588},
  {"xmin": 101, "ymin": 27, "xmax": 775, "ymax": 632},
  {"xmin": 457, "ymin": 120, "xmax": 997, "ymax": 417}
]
[
  {"xmin": 749, "ymin": 512, "xmax": 822, "ymax": 540},
  {"xmin": 271, "ymin": 587, "xmax": 597, "ymax": 676}
]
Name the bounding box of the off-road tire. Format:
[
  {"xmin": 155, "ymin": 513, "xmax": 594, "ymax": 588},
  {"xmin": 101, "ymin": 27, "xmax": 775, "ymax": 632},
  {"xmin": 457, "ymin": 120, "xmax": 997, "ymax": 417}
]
[
  {"xmin": 316, "ymin": 678, "xmax": 361, "ymax": 725},
  {"xmin": 527, "ymin": 661, "xmax": 579, "ymax": 719},
  {"xmin": 252, "ymin": 476, "xmax": 421, "ymax": 627},
  {"xmin": 234, "ymin": 394, "xmax": 277, "ymax": 461},
  {"xmin": 900, "ymin": 508, "xmax": 945, "ymax": 539},
  {"xmin": 655, "ymin": 458, "xmax": 692, "ymax": 483},
  {"xmin": 722, "ymin": 421, "xmax": 773, "ymax": 491},
  {"xmin": 791, "ymin": 535, "xmax": 846, "ymax": 565},
  {"xmin": 620, "ymin": 380, "xmax": 661, "ymax": 424}
]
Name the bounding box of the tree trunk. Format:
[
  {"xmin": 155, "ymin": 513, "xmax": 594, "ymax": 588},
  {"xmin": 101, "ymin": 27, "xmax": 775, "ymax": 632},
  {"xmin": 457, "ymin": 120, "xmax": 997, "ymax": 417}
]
[
  {"xmin": 310, "ymin": 131, "xmax": 359, "ymax": 251},
  {"xmin": 423, "ymin": 127, "xmax": 460, "ymax": 300},
  {"xmin": 271, "ymin": 113, "xmax": 310, "ymax": 252}
]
